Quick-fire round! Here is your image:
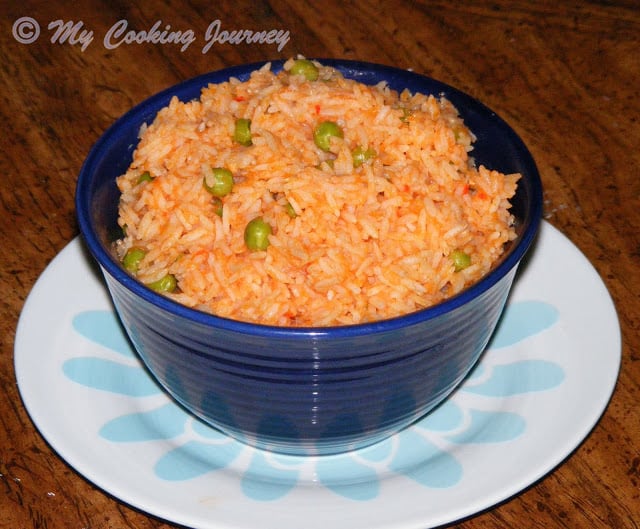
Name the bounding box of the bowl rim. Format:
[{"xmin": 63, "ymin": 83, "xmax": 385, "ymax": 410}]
[{"xmin": 76, "ymin": 58, "xmax": 543, "ymax": 339}]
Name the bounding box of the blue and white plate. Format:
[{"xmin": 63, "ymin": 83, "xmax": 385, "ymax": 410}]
[{"xmin": 14, "ymin": 221, "xmax": 620, "ymax": 529}]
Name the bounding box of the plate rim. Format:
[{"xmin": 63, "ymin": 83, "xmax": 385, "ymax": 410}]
[{"xmin": 13, "ymin": 220, "xmax": 622, "ymax": 529}]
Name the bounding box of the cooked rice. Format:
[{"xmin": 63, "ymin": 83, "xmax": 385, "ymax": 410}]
[{"xmin": 115, "ymin": 58, "xmax": 520, "ymax": 326}]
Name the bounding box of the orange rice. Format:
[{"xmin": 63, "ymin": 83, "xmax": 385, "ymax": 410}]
[{"xmin": 115, "ymin": 58, "xmax": 520, "ymax": 326}]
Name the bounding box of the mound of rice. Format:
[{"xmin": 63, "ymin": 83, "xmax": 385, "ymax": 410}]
[{"xmin": 115, "ymin": 58, "xmax": 519, "ymax": 326}]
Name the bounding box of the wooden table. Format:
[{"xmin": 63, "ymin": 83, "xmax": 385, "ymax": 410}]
[{"xmin": 2, "ymin": 1, "xmax": 638, "ymax": 527}]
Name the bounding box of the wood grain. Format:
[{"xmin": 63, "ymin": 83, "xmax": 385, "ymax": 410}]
[{"xmin": 1, "ymin": 1, "xmax": 638, "ymax": 527}]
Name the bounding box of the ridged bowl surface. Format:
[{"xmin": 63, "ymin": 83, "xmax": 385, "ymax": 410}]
[{"xmin": 76, "ymin": 60, "xmax": 542, "ymax": 455}]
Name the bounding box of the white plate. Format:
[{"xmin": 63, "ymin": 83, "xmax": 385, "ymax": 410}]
[{"xmin": 14, "ymin": 221, "xmax": 621, "ymax": 529}]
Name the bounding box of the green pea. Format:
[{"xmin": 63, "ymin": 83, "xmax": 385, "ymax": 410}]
[
  {"xmin": 289, "ymin": 59, "xmax": 319, "ymax": 81},
  {"xmin": 313, "ymin": 121, "xmax": 343, "ymax": 152},
  {"xmin": 211, "ymin": 196, "xmax": 223, "ymax": 217},
  {"xmin": 451, "ymin": 250, "xmax": 472, "ymax": 272},
  {"xmin": 352, "ymin": 146, "xmax": 376, "ymax": 167},
  {"xmin": 147, "ymin": 274, "xmax": 177, "ymax": 293},
  {"xmin": 234, "ymin": 118, "xmax": 252, "ymax": 146},
  {"xmin": 122, "ymin": 247, "xmax": 146, "ymax": 273},
  {"xmin": 284, "ymin": 202, "xmax": 297, "ymax": 218},
  {"xmin": 203, "ymin": 167, "xmax": 234, "ymax": 197},
  {"xmin": 244, "ymin": 217, "xmax": 272, "ymax": 251},
  {"xmin": 399, "ymin": 107, "xmax": 412, "ymax": 123},
  {"xmin": 137, "ymin": 171, "xmax": 154, "ymax": 184}
]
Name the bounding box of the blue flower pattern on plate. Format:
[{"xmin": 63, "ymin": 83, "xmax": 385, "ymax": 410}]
[{"xmin": 64, "ymin": 299, "xmax": 562, "ymax": 502}]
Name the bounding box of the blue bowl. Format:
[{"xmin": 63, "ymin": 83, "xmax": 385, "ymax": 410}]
[{"xmin": 76, "ymin": 60, "xmax": 543, "ymax": 456}]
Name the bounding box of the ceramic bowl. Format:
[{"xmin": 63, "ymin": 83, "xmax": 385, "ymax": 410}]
[{"xmin": 76, "ymin": 60, "xmax": 543, "ymax": 456}]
